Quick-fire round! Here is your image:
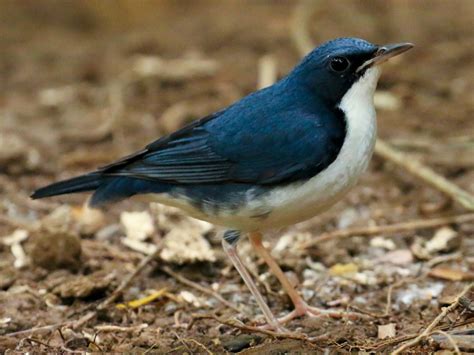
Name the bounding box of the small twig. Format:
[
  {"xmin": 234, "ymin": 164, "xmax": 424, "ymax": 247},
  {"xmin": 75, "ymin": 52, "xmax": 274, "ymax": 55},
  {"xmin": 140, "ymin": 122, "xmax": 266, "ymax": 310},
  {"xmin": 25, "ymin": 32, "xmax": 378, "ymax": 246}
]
[
  {"xmin": 97, "ymin": 244, "xmax": 161, "ymax": 310},
  {"xmin": 291, "ymin": 0, "xmax": 474, "ymax": 212},
  {"xmin": 391, "ymin": 283, "xmax": 473, "ymax": 354},
  {"xmin": 384, "ymin": 285, "xmax": 394, "ymax": 317},
  {"xmin": 303, "ymin": 213, "xmax": 474, "ymax": 247},
  {"xmin": 432, "ymin": 330, "xmax": 461, "ymax": 354},
  {"xmin": 371, "ymin": 318, "xmax": 474, "ymax": 351},
  {"xmin": 184, "ymin": 338, "xmax": 214, "ymax": 355},
  {"xmin": 70, "ymin": 311, "xmax": 97, "ymax": 330},
  {"xmin": 426, "ymin": 251, "xmax": 462, "ymax": 268},
  {"xmin": 290, "ymin": 0, "xmax": 317, "ymax": 56},
  {"xmin": 192, "ymin": 313, "xmax": 325, "ymax": 343},
  {"xmin": 95, "ymin": 323, "xmax": 148, "ymax": 333},
  {"xmin": 375, "ymin": 140, "xmax": 474, "ymax": 211},
  {"xmin": 172, "ymin": 331, "xmax": 192, "ymax": 353},
  {"xmin": 20, "ymin": 337, "xmax": 54, "ymax": 350},
  {"xmin": 391, "ymin": 135, "xmax": 474, "ymax": 148},
  {"xmin": 161, "ymin": 266, "xmax": 242, "ymax": 314},
  {"xmin": 6, "ymin": 322, "xmax": 68, "ymax": 337},
  {"xmin": 257, "ymin": 55, "xmax": 278, "ymax": 89}
]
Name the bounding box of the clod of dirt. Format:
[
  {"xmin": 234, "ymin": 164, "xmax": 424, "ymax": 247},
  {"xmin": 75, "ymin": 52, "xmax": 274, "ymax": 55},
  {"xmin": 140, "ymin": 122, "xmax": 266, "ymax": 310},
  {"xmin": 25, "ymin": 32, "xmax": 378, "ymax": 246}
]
[
  {"xmin": 0, "ymin": 267, "xmax": 17, "ymax": 290},
  {"xmin": 64, "ymin": 337, "xmax": 90, "ymax": 351},
  {"xmin": 52, "ymin": 271, "xmax": 114, "ymax": 299},
  {"xmin": 29, "ymin": 231, "xmax": 82, "ymax": 271}
]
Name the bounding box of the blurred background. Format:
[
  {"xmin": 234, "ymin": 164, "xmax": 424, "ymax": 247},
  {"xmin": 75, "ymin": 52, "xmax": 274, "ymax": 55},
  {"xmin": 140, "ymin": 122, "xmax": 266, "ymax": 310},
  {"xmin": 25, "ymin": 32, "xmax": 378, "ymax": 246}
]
[{"xmin": 1, "ymin": 0, "xmax": 473, "ymax": 353}]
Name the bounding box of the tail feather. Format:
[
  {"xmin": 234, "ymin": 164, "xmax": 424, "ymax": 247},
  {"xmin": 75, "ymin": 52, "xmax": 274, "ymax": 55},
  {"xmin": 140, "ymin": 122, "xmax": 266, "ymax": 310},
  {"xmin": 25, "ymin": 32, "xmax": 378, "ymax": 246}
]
[{"xmin": 31, "ymin": 173, "xmax": 102, "ymax": 199}]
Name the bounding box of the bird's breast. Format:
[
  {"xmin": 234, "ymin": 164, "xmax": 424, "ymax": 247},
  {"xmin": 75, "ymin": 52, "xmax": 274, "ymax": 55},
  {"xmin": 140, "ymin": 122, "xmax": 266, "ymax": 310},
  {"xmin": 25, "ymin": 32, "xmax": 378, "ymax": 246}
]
[
  {"xmin": 148, "ymin": 68, "xmax": 380, "ymax": 232},
  {"xmin": 239, "ymin": 67, "xmax": 380, "ymax": 230}
]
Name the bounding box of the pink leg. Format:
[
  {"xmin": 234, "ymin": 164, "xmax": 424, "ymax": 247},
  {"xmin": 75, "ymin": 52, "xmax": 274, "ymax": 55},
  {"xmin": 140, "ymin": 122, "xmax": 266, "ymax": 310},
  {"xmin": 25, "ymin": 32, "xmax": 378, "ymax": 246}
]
[
  {"xmin": 249, "ymin": 232, "xmax": 367, "ymax": 324},
  {"xmin": 221, "ymin": 238, "xmax": 285, "ymax": 331}
]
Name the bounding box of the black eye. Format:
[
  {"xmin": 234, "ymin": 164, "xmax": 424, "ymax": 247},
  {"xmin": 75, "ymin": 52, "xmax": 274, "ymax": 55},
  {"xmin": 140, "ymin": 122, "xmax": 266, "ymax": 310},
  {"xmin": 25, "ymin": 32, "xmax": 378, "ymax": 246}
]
[{"xmin": 329, "ymin": 57, "xmax": 350, "ymax": 72}]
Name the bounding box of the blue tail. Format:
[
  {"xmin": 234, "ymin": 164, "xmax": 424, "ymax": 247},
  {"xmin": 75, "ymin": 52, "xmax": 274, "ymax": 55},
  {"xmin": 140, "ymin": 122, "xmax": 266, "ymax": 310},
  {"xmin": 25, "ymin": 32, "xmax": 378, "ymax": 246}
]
[
  {"xmin": 31, "ymin": 174, "xmax": 168, "ymax": 207},
  {"xmin": 31, "ymin": 173, "xmax": 101, "ymax": 200}
]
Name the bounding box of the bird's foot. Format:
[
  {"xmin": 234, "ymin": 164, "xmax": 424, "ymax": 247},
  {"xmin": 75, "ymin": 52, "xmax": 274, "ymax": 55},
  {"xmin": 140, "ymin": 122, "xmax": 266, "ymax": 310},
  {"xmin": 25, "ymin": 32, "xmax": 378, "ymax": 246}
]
[{"xmin": 261, "ymin": 301, "xmax": 369, "ymax": 329}]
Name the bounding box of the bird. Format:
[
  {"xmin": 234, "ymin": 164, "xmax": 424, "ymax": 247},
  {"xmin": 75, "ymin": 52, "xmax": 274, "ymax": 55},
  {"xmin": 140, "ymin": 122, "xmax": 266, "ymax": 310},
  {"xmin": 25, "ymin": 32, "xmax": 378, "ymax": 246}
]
[{"xmin": 31, "ymin": 37, "xmax": 413, "ymax": 331}]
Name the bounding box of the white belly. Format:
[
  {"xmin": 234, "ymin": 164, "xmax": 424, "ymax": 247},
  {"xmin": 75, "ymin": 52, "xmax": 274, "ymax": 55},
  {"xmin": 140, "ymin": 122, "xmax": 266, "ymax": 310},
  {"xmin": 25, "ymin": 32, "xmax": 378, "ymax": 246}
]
[{"xmin": 150, "ymin": 67, "xmax": 381, "ymax": 232}]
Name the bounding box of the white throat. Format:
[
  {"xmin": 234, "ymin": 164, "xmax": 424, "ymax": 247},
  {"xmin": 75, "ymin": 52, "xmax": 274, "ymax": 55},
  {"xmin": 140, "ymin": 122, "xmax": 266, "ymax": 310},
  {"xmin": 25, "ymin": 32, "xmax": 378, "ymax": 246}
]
[
  {"xmin": 334, "ymin": 66, "xmax": 381, "ymax": 180},
  {"xmin": 339, "ymin": 66, "xmax": 381, "ymax": 120}
]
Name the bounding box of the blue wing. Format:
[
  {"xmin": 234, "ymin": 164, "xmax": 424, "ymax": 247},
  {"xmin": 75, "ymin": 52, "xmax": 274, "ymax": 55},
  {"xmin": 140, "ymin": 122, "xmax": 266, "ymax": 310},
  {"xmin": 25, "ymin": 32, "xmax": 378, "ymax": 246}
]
[
  {"xmin": 32, "ymin": 84, "xmax": 346, "ymax": 206},
  {"xmin": 100, "ymin": 88, "xmax": 346, "ymax": 186}
]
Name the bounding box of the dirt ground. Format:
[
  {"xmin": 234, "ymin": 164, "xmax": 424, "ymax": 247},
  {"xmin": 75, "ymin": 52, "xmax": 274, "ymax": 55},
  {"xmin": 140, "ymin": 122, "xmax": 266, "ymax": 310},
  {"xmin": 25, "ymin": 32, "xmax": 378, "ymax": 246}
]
[{"xmin": 1, "ymin": 1, "xmax": 474, "ymax": 353}]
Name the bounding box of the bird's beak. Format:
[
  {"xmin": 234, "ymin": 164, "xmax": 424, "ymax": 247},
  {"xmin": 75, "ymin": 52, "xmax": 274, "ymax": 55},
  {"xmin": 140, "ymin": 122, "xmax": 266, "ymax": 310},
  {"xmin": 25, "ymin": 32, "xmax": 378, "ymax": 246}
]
[{"xmin": 356, "ymin": 42, "xmax": 414, "ymax": 73}]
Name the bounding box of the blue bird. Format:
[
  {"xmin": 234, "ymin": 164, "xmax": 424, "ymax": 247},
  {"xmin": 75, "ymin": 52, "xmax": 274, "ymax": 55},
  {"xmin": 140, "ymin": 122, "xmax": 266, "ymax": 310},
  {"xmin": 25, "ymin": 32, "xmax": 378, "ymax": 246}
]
[{"xmin": 32, "ymin": 38, "xmax": 413, "ymax": 330}]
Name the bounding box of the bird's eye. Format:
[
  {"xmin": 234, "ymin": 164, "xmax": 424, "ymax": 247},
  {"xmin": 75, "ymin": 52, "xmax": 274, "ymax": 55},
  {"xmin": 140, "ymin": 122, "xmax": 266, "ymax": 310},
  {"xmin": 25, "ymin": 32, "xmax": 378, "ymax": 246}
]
[{"xmin": 329, "ymin": 57, "xmax": 350, "ymax": 72}]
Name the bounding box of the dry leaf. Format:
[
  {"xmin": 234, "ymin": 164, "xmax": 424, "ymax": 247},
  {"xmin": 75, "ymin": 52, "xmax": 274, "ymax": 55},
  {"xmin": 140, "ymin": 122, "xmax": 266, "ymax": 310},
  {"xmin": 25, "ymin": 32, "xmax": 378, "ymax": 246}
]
[
  {"xmin": 378, "ymin": 249, "xmax": 413, "ymax": 266},
  {"xmin": 116, "ymin": 288, "xmax": 168, "ymax": 309},
  {"xmin": 370, "ymin": 236, "xmax": 396, "ymax": 250},
  {"xmin": 160, "ymin": 228, "xmax": 215, "ymax": 264},
  {"xmin": 378, "ymin": 323, "xmax": 396, "ymax": 339},
  {"xmin": 179, "ymin": 290, "xmax": 203, "ymax": 307},
  {"xmin": 411, "ymin": 227, "xmax": 460, "ymax": 260},
  {"xmin": 425, "ymin": 227, "xmax": 458, "ymax": 254},
  {"xmin": 121, "ymin": 238, "xmax": 157, "ymax": 255},
  {"xmin": 329, "ymin": 263, "xmax": 358, "ymax": 276},
  {"xmin": 429, "ymin": 267, "xmax": 474, "ymax": 281},
  {"xmin": 120, "ymin": 211, "xmax": 154, "ymax": 241},
  {"xmin": 150, "ymin": 203, "xmax": 215, "ymax": 263}
]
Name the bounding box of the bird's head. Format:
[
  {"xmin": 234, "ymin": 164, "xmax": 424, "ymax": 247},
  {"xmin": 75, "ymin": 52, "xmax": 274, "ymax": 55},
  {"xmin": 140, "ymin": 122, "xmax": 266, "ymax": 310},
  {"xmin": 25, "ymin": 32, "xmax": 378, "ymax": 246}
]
[{"xmin": 290, "ymin": 38, "xmax": 413, "ymax": 106}]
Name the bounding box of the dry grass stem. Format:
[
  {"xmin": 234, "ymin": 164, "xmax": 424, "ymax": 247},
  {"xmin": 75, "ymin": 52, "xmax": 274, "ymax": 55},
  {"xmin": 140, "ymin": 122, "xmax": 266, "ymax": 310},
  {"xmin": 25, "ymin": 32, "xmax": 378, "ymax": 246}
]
[
  {"xmin": 391, "ymin": 283, "xmax": 473, "ymax": 354},
  {"xmin": 257, "ymin": 55, "xmax": 278, "ymax": 89},
  {"xmin": 376, "ymin": 140, "xmax": 474, "ymax": 210},
  {"xmin": 161, "ymin": 266, "xmax": 242, "ymax": 314},
  {"xmin": 303, "ymin": 213, "xmax": 474, "ymax": 247},
  {"xmin": 97, "ymin": 245, "xmax": 162, "ymax": 310}
]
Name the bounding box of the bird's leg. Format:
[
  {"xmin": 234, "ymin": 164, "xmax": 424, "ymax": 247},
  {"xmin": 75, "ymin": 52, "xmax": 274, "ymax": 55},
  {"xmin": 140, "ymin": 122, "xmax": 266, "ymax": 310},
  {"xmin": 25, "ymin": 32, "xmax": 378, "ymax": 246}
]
[
  {"xmin": 222, "ymin": 230, "xmax": 283, "ymax": 331},
  {"xmin": 248, "ymin": 231, "xmax": 366, "ymax": 324}
]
